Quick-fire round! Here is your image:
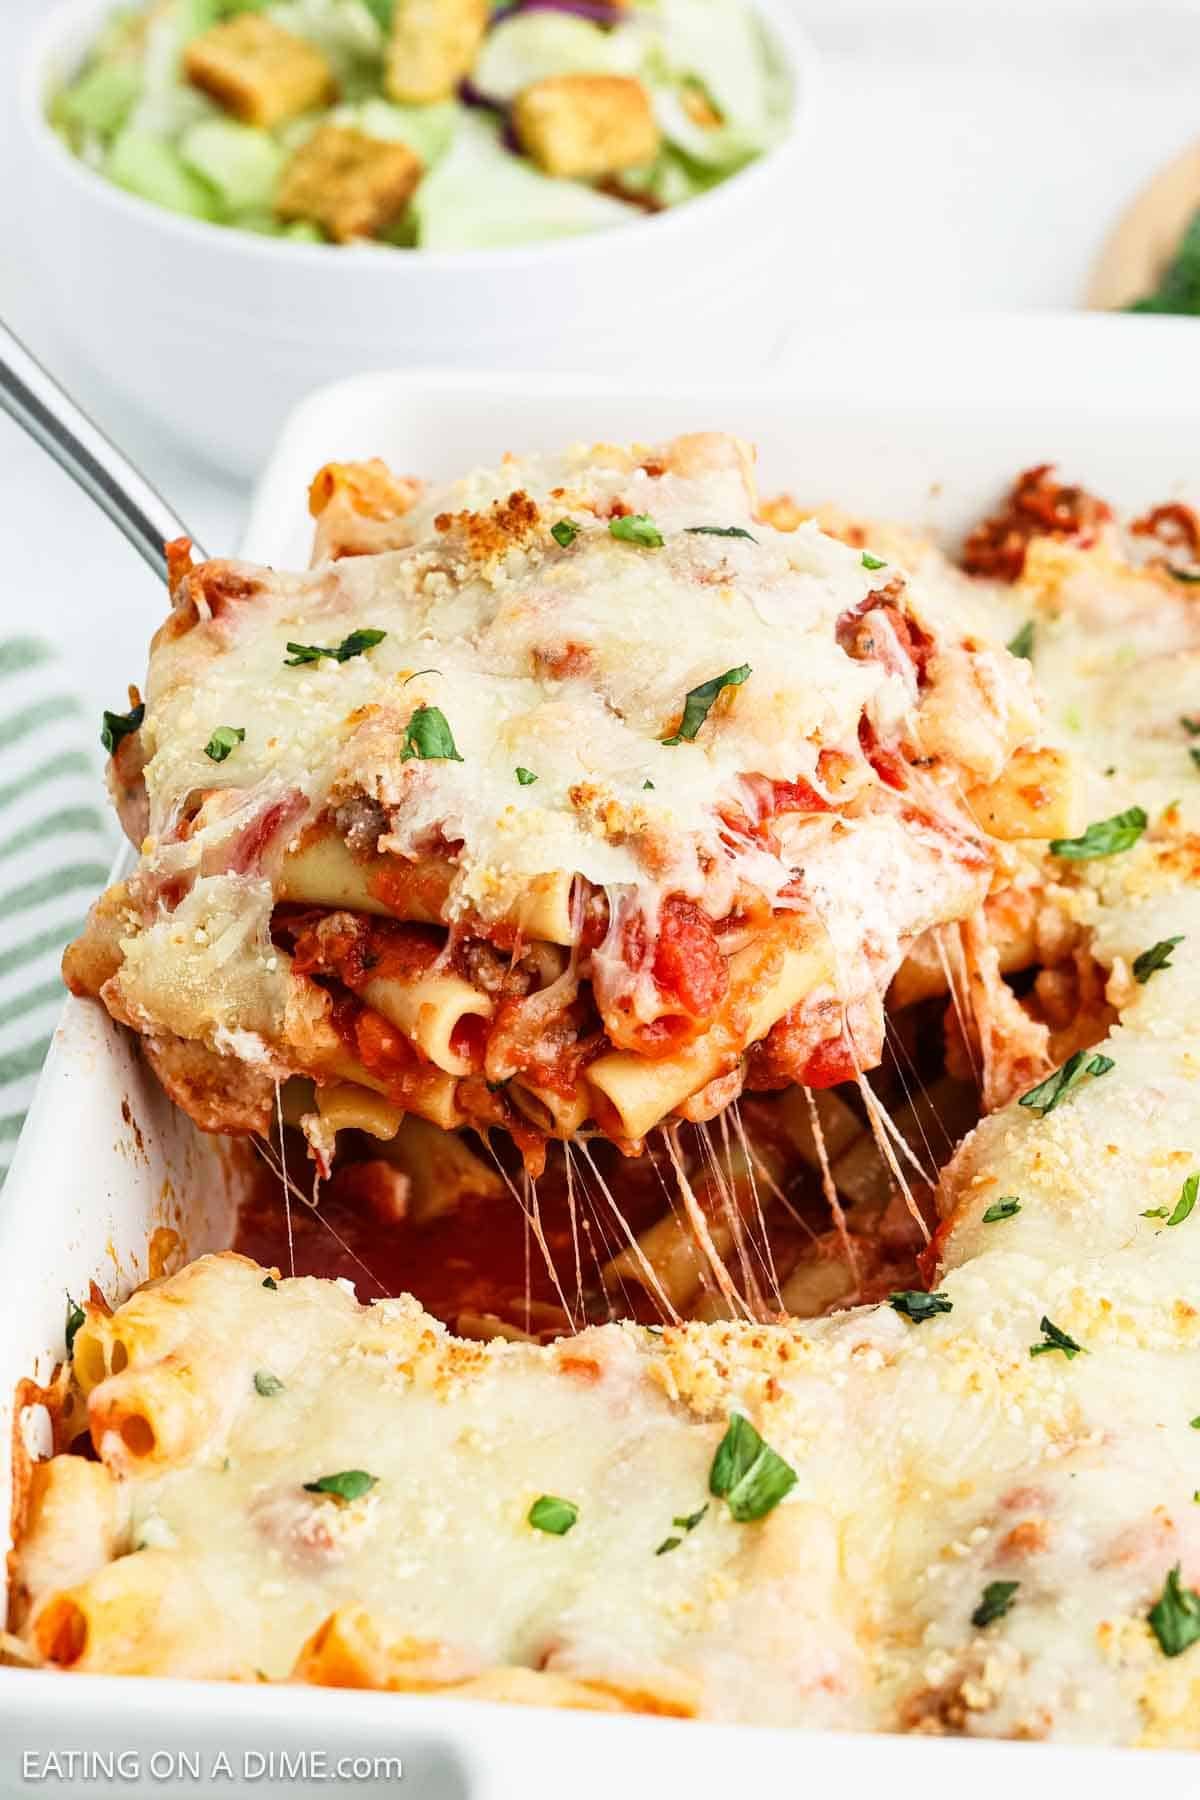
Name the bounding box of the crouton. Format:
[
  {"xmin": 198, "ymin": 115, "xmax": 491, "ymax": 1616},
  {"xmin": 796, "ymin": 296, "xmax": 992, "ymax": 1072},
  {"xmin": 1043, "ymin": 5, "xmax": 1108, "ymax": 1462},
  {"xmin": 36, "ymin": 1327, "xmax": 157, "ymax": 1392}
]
[
  {"xmin": 184, "ymin": 15, "xmax": 335, "ymax": 130},
  {"xmin": 276, "ymin": 125, "xmax": 423, "ymax": 243},
  {"xmin": 512, "ymin": 75, "xmax": 660, "ymax": 182},
  {"xmin": 385, "ymin": 0, "xmax": 489, "ymax": 105}
]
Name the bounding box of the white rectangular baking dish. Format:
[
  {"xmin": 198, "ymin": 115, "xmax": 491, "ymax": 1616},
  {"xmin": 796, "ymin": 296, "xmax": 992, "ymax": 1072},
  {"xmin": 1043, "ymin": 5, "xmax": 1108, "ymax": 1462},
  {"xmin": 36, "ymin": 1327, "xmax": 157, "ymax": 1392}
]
[{"xmin": 3, "ymin": 317, "xmax": 1198, "ymax": 1796}]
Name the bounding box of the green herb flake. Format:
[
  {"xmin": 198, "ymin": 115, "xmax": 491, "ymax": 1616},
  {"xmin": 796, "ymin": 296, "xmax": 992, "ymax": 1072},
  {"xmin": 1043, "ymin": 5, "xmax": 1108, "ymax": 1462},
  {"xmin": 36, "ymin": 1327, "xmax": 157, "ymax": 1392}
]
[
  {"xmin": 972, "ymin": 1580, "xmax": 1019, "ymax": 1629},
  {"xmin": 64, "ymin": 1295, "xmax": 85, "ymax": 1359},
  {"xmin": 686, "ymin": 525, "xmax": 757, "ymax": 543},
  {"xmin": 1018, "ymin": 1050, "xmax": 1115, "ymax": 1116},
  {"xmin": 1191, "ymin": 1416, "xmax": 1200, "ymax": 1430},
  {"xmin": 1168, "ymin": 1173, "xmax": 1199, "ymax": 1228},
  {"xmin": 1171, "ymin": 570, "xmax": 1200, "ymax": 586},
  {"xmin": 654, "ymin": 1503, "xmax": 708, "ymax": 1554},
  {"xmin": 1190, "ymin": 746, "xmax": 1200, "ymax": 773},
  {"xmin": 253, "ymin": 1370, "xmax": 284, "ymax": 1397},
  {"xmin": 889, "ymin": 1290, "xmax": 953, "ymax": 1323},
  {"xmin": 1007, "ymin": 620, "xmax": 1035, "ymax": 661},
  {"xmin": 643, "ymin": 779, "xmax": 655, "ymax": 790},
  {"xmin": 515, "ymin": 767, "xmax": 537, "ymax": 786},
  {"xmin": 303, "ymin": 1470, "xmax": 377, "ymax": 1502},
  {"xmin": 528, "ymin": 1495, "xmax": 578, "ymax": 1535},
  {"xmin": 400, "ymin": 705, "xmax": 463, "ymax": 764},
  {"xmin": 550, "ymin": 519, "xmax": 579, "ymax": 549},
  {"xmin": 982, "ymin": 1197, "xmax": 1021, "ymax": 1224},
  {"xmin": 662, "ymin": 664, "xmax": 751, "ymax": 745},
  {"xmin": 708, "ymin": 1414, "xmax": 797, "ymax": 1522},
  {"xmin": 609, "ymin": 514, "xmax": 664, "ymax": 549},
  {"xmin": 1149, "ymin": 1565, "xmax": 1200, "ymax": 1658},
  {"xmin": 1133, "ymin": 936, "xmax": 1184, "ymax": 983},
  {"xmin": 1049, "ymin": 806, "xmax": 1148, "ymax": 861},
  {"xmin": 1143, "ymin": 1207, "xmax": 1169, "ymax": 1219},
  {"xmin": 861, "ymin": 551, "xmax": 887, "ymax": 571},
  {"xmin": 261, "ymin": 1275, "xmax": 278, "ymax": 1290},
  {"xmin": 100, "ymin": 702, "xmax": 144, "ymax": 754},
  {"xmin": 204, "ymin": 724, "xmax": 245, "ymax": 763},
  {"xmin": 1030, "ymin": 1316, "xmax": 1085, "ymax": 1360},
  {"xmin": 284, "ymin": 628, "xmax": 386, "ymax": 666},
  {"xmin": 1182, "ymin": 716, "xmax": 1200, "ymax": 736}
]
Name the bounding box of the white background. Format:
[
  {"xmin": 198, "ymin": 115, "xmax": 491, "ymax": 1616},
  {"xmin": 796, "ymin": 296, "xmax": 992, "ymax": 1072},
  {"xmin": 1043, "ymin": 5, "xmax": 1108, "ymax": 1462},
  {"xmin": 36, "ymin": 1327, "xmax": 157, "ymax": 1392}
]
[{"xmin": 2, "ymin": 0, "xmax": 1200, "ymax": 734}]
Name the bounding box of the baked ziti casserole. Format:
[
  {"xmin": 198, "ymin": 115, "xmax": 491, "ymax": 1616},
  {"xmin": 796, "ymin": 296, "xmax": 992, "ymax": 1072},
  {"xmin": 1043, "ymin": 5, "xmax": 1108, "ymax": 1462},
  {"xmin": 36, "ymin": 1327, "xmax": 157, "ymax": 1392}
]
[{"xmin": 6, "ymin": 438, "xmax": 1200, "ymax": 1747}]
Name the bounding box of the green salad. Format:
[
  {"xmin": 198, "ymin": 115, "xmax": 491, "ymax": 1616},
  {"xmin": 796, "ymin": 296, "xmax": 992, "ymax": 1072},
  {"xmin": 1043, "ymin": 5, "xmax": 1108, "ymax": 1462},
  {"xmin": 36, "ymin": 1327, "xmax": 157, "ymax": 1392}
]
[{"xmin": 51, "ymin": 0, "xmax": 791, "ymax": 251}]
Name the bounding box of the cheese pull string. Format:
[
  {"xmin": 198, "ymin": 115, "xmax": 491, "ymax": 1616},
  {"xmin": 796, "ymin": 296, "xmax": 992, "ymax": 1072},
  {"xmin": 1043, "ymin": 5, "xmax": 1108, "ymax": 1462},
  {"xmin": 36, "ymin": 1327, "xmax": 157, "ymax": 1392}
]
[{"xmin": 0, "ymin": 317, "xmax": 206, "ymax": 574}]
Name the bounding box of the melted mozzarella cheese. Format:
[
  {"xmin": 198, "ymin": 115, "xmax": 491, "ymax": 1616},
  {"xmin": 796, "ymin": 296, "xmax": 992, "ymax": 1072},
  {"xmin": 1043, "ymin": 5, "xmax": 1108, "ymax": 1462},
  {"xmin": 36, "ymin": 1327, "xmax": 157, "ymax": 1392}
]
[{"xmin": 23, "ymin": 520, "xmax": 1200, "ymax": 1746}]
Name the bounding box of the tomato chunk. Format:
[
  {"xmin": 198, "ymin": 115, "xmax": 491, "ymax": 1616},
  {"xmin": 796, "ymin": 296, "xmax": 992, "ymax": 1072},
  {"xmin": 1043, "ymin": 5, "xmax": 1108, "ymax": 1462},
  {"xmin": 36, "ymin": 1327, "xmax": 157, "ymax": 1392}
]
[{"xmin": 652, "ymin": 897, "xmax": 729, "ymax": 1020}]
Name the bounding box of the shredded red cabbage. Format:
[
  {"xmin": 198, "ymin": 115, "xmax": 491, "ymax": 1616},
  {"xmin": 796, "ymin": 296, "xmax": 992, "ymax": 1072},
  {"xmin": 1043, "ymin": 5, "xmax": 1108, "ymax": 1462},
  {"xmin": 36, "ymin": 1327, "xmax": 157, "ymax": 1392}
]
[
  {"xmin": 458, "ymin": 76, "xmax": 507, "ymax": 113},
  {"xmin": 489, "ymin": 1, "xmax": 630, "ymax": 30}
]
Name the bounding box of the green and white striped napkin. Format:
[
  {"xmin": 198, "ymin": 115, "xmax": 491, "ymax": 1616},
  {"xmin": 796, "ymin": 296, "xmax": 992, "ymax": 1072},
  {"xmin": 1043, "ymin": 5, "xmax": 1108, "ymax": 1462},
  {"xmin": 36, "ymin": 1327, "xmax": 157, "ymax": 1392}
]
[{"xmin": 0, "ymin": 637, "xmax": 116, "ymax": 1183}]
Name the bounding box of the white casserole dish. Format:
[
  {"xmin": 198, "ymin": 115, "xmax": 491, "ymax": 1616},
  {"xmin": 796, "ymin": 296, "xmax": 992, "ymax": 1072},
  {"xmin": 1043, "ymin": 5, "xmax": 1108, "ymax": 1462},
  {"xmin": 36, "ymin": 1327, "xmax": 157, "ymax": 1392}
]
[
  {"xmin": 19, "ymin": 0, "xmax": 815, "ymax": 479},
  {"xmin": 3, "ymin": 317, "xmax": 1200, "ymax": 1795}
]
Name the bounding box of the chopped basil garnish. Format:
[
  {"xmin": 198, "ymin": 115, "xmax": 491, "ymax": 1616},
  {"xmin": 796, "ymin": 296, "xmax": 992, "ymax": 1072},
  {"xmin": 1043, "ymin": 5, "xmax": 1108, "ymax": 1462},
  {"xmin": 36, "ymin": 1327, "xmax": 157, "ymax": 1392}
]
[
  {"xmin": 1143, "ymin": 1207, "xmax": 1169, "ymax": 1219},
  {"xmin": 654, "ymin": 1504, "xmax": 708, "ymax": 1556},
  {"xmin": 972, "ymin": 1580, "xmax": 1019, "ymax": 1629},
  {"xmin": 1168, "ymin": 1173, "xmax": 1199, "ymax": 1227},
  {"xmin": 100, "ymin": 702, "xmax": 144, "ymax": 754},
  {"xmin": 1049, "ymin": 806, "xmax": 1148, "ymax": 860},
  {"xmin": 686, "ymin": 525, "xmax": 757, "ymax": 543},
  {"xmin": 889, "ymin": 1290, "xmax": 952, "ymax": 1323},
  {"xmin": 861, "ymin": 551, "xmax": 887, "ymax": 571},
  {"xmin": 609, "ymin": 514, "xmax": 664, "ymax": 549},
  {"xmin": 1133, "ymin": 936, "xmax": 1184, "ymax": 982},
  {"xmin": 643, "ymin": 779, "xmax": 655, "ymax": 790},
  {"xmin": 1170, "ymin": 570, "xmax": 1200, "ymax": 586},
  {"xmin": 1149, "ymin": 1565, "xmax": 1200, "ymax": 1657},
  {"xmin": 982, "ymin": 1197, "xmax": 1021, "ymax": 1224},
  {"xmin": 1007, "ymin": 620, "xmax": 1035, "ymax": 660},
  {"xmin": 515, "ymin": 767, "xmax": 537, "ymax": 785},
  {"xmin": 709, "ymin": 1415, "xmax": 797, "ymax": 1522},
  {"xmin": 204, "ymin": 725, "xmax": 245, "ymax": 763},
  {"xmin": 64, "ymin": 1294, "xmax": 85, "ymax": 1358},
  {"xmin": 262, "ymin": 1275, "xmax": 278, "ymax": 1290},
  {"xmin": 662, "ymin": 664, "xmax": 751, "ymax": 746},
  {"xmin": 1030, "ymin": 1316, "xmax": 1085, "ymax": 1359},
  {"xmin": 1182, "ymin": 716, "xmax": 1200, "ymax": 736},
  {"xmin": 400, "ymin": 705, "xmax": 463, "ymax": 763},
  {"xmin": 253, "ymin": 1370, "xmax": 284, "ymax": 1397},
  {"xmin": 550, "ymin": 519, "xmax": 579, "ymax": 548},
  {"xmin": 528, "ymin": 1495, "xmax": 578, "ymax": 1535},
  {"xmin": 1192, "ymin": 1417, "xmax": 1200, "ymax": 1429},
  {"xmin": 1190, "ymin": 747, "xmax": 1200, "ymax": 772},
  {"xmin": 284, "ymin": 628, "xmax": 386, "ymax": 666},
  {"xmin": 303, "ymin": 1470, "xmax": 377, "ymax": 1501},
  {"xmin": 1019, "ymin": 1050, "xmax": 1114, "ymax": 1116}
]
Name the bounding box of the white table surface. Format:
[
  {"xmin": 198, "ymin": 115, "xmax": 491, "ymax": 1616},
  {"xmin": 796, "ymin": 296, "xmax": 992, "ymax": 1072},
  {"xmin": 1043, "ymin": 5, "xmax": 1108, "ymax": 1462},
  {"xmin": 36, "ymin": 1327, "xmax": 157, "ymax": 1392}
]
[{"xmin": 2, "ymin": 0, "xmax": 1198, "ymax": 741}]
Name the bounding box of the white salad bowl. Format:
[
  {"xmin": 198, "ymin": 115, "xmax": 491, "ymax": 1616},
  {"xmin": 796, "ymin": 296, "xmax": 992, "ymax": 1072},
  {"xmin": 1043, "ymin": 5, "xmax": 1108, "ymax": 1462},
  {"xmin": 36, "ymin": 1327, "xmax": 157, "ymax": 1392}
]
[{"xmin": 20, "ymin": 0, "xmax": 816, "ymax": 477}]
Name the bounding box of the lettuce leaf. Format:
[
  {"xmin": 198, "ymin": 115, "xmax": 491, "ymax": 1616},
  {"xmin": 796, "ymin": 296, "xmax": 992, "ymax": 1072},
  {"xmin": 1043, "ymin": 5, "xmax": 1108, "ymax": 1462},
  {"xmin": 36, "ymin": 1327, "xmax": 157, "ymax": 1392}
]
[
  {"xmin": 179, "ymin": 117, "xmax": 285, "ymax": 212},
  {"xmin": 414, "ymin": 116, "xmax": 636, "ymax": 248},
  {"xmin": 474, "ymin": 11, "xmax": 645, "ymax": 103},
  {"xmin": 106, "ymin": 127, "xmax": 219, "ymax": 218}
]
